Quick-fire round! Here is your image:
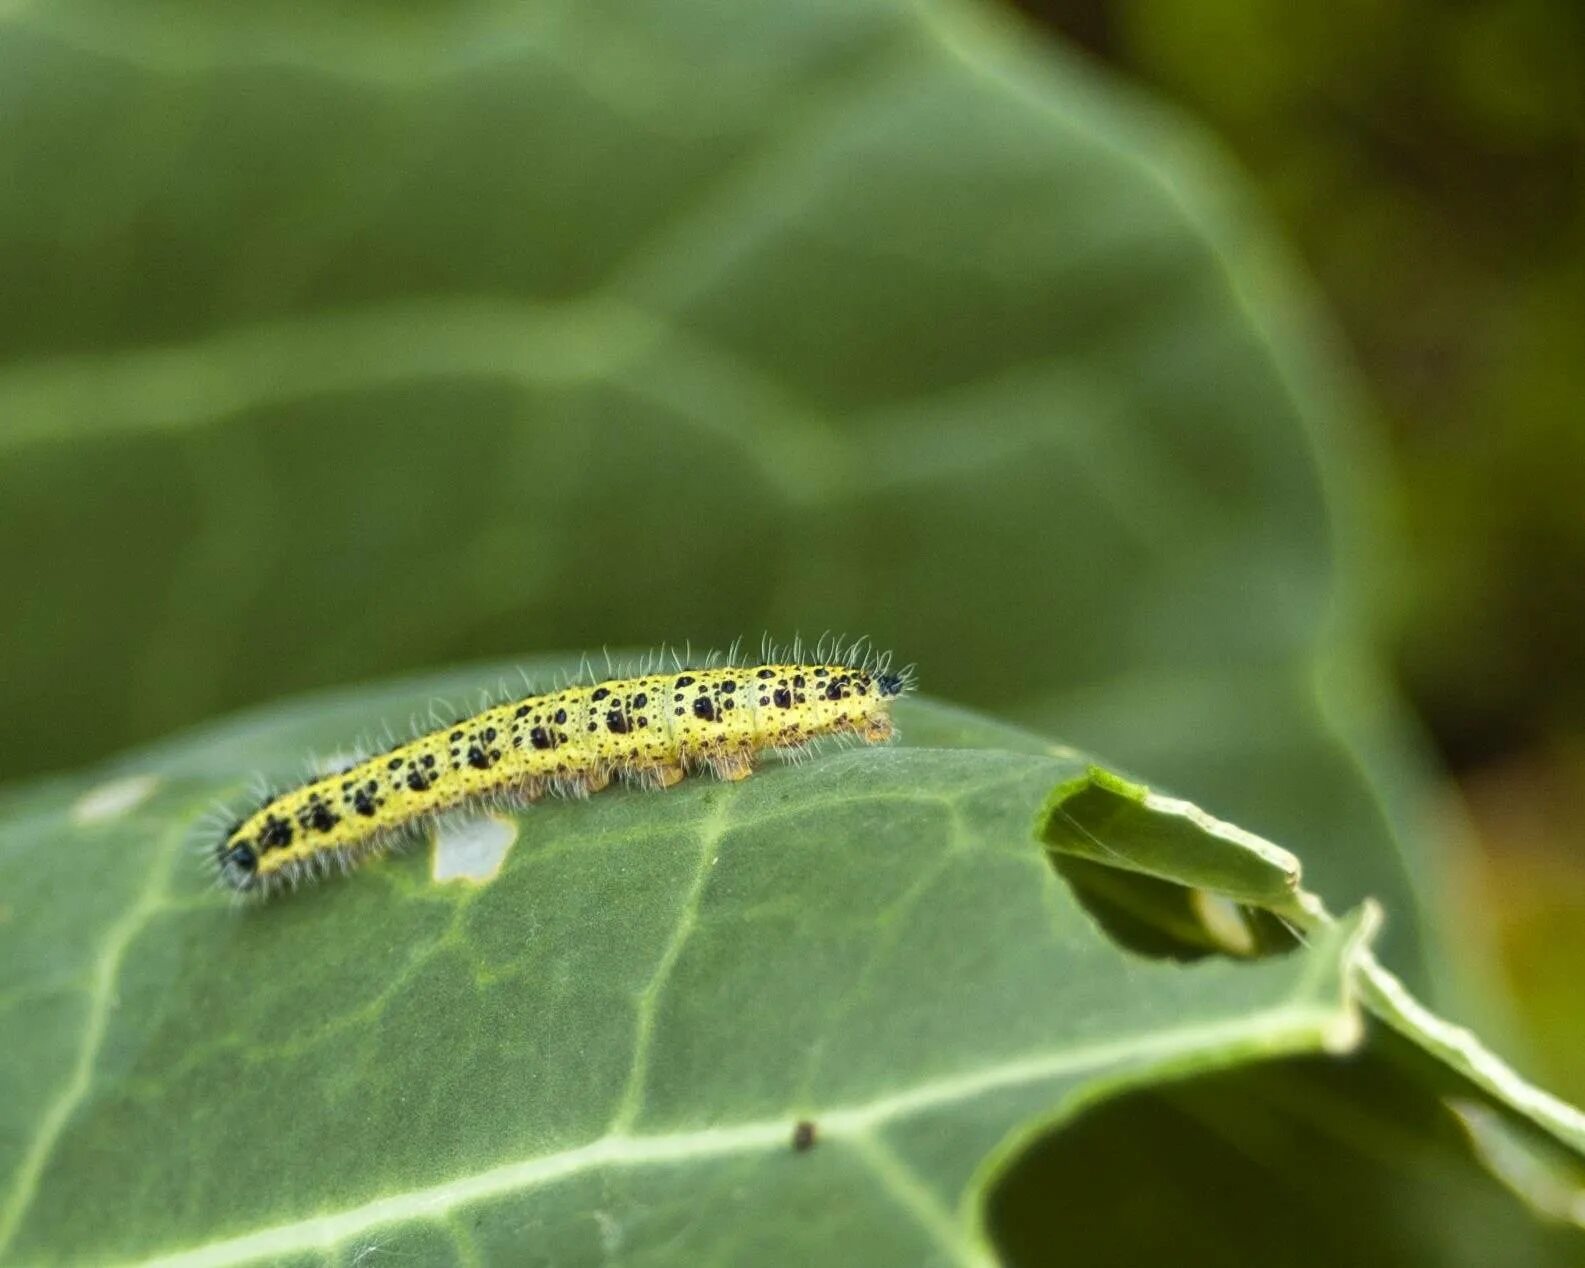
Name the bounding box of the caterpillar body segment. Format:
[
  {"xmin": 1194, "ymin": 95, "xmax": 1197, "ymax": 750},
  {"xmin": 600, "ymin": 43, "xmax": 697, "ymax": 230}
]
[{"xmin": 217, "ymin": 657, "xmax": 912, "ymax": 896}]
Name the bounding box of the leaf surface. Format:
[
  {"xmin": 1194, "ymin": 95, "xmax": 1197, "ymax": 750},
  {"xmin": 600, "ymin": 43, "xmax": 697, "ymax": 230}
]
[
  {"xmin": 2, "ymin": 663, "xmax": 1579, "ymax": 1265},
  {"xmin": 0, "ymin": 667, "xmax": 1356, "ymax": 1266}
]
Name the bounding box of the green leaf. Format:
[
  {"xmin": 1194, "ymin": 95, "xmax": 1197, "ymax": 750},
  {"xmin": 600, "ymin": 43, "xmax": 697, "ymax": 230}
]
[
  {"xmin": 0, "ymin": 0, "xmax": 1457, "ymax": 1011},
  {"xmin": 1037, "ymin": 767, "xmax": 1585, "ymax": 1225},
  {"xmin": 2, "ymin": 0, "xmax": 1555, "ymax": 1256},
  {"xmin": 2, "ymin": 664, "xmax": 1580, "ymax": 1265},
  {"xmin": 1040, "ymin": 766, "xmax": 1304, "ymax": 911}
]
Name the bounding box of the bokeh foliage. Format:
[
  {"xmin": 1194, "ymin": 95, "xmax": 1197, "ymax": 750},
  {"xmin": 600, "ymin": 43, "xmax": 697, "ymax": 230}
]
[
  {"xmin": 0, "ymin": 0, "xmax": 1451, "ymax": 991},
  {"xmin": 1028, "ymin": 0, "xmax": 1585, "ymax": 756},
  {"xmin": 1025, "ymin": 0, "xmax": 1585, "ymax": 1118}
]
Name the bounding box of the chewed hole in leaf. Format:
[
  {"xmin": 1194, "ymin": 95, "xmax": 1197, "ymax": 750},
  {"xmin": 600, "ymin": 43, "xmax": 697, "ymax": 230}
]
[
  {"xmin": 1049, "ymin": 853, "xmax": 1301, "ymax": 961},
  {"xmin": 1037, "ymin": 765, "xmax": 1306, "ymax": 962}
]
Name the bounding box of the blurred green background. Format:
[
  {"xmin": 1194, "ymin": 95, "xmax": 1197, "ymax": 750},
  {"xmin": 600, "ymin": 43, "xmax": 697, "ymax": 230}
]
[
  {"xmin": 1018, "ymin": 0, "xmax": 1585, "ymax": 1106},
  {"xmin": 1, "ymin": 0, "xmax": 1580, "ymax": 1108}
]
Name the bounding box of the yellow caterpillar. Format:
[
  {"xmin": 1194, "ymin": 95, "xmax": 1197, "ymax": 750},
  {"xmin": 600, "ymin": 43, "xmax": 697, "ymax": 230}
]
[{"xmin": 217, "ymin": 650, "xmax": 912, "ymax": 896}]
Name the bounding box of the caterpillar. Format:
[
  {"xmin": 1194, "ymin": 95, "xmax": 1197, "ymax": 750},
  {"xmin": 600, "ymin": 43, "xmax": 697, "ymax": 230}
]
[{"xmin": 215, "ymin": 646, "xmax": 913, "ymax": 897}]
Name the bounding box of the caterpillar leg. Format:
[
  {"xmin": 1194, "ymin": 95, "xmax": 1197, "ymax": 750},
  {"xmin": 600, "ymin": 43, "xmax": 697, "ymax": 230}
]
[
  {"xmin": 627, "ymin": 763, "xmax": 685, "ymax": 790},
  {"xmin": 863, "ymin": 716, "xmax": 894, "ymax": 742},
  {"xmin": 710, "ymin": 751, "xmax": 754, "ymax": 782}
]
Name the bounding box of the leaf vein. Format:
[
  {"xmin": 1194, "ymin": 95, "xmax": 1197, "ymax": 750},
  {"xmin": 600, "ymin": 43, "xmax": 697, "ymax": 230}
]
[
  {"xmin": 845, "ymin": 1132, "xmax": 988, "ymax": 1268},
  {"xmin": 121, "ymin": 1003, "xmax": 1347, "ymax": 1268},
  {"xmin": 0, "ymin": 814, "xmax": 190, "ymax": 1256},
  {"xmin": 607, "ymin": 797, "xmax": 733, "ymax": 1133}
]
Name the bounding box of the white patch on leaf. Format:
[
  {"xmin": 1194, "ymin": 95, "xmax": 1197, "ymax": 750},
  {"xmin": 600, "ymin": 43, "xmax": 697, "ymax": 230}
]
[
  {"xmin": 72, "ymin": 774, "xmax": 159, "ymax": 824},
  {"xmin": 431, "ymin": 812, "xmax": 517, "ymax": 884}
]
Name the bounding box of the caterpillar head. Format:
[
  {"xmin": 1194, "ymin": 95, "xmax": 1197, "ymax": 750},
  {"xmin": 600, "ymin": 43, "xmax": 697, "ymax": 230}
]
[
  {"xmin": 876, "ymin": 672, "xmax": 907, "ymax": 698},
  {"xmin": 846, "ymin": 665, "xmax": 915, "ymax": 742},
  {"xmin": 216, "ymin": 825, "xmax": 260, "ymax": 892}
]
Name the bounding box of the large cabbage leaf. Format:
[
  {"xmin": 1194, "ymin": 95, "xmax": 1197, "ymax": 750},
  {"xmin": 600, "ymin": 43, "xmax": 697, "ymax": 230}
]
[{"xmin": 1, "ymin": 665, "xmax": 1579, "ymax": 1265}]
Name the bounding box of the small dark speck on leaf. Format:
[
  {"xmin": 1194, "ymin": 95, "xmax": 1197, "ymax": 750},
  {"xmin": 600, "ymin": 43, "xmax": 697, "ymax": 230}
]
[{"xmin": 792, "ymin": 1120, "xmax": 817, "ymax": 1152}]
